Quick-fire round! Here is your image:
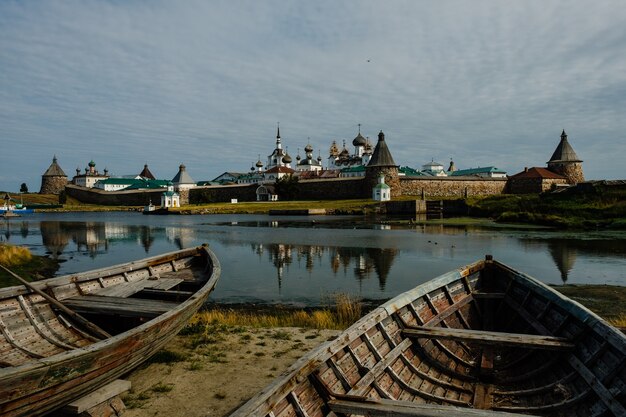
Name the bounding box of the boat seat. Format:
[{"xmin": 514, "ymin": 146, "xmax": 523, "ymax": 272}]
[
  {"xmin": 61, "ymin": 295, "xmax": 179, "ymax": 319},
  {"xmin": 91, "ymin": 278, "xmax": 184, "ymax": 298}
]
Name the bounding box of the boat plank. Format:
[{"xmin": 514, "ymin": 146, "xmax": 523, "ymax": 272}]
[
  {"xmin": 403, "ymin": 326, "xmax": 574, "ymax": 350},
  {"xmin": 92, "ymin": 278, "xmax": 183, "ymax": 298},
  {"xmin": 62, "ymin": 295, "xmax": 179, "ymax": 318},
  {"xmin": 328, "ymin": 397, "xmax": 540, "ymax": 416}
]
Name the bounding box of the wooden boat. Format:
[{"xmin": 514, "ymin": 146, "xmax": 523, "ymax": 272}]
[
  {"xmin": 0, "ymin": 245, "xmax": 220, "ymax": 417},
  {"xmin": 231, "ymin": 255, "xmax": 626, "ymax": 417}
]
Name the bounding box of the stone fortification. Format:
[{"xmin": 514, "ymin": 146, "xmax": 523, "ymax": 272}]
[
  {"xmin": 40, "ymin": 156, "xmax": 68, "ymax": 194},
  {"xmin": 296, "ymin": 177, "xmax": 365, "ymax": 200},
  {"xmin": 548, "ymin": 163, "xmax": 585, "ymax": 185},
  {"xmin": 400, "ymin": 177, "xmax": 507, "ymax": 198},
  {"xmin": 65, "ymin": 184, "xmax": 164, "ymax": 206},
  {"xmin": 190, "ymin": 184, "xmax": 258, "ymax": 203},
  {"xmin": 40, "ymin": 176, "xmax": 68, "ymax": 195},
  {"xmin": 506, "ymin": 177, "xmax": 567, "ymax": 194}
]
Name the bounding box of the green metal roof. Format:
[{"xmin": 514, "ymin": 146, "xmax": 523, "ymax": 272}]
[
  {"xmin": 123, "ymin": 179, "xmax": 170, "ymax": 190},
  {"xmin": 340, "ymin": 165, "xmax": 366, "ymax": 172},
  {"xmin": 449, "ymin": 166, "xmax": 505, "ymax": 176},
  {"xmin": 399, "ymin": 166, "xmax": 426, "ymax": 176}
]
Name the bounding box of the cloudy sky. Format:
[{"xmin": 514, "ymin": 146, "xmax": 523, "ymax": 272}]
[{"xmin": 1, "ymin": 1, "xmax": 625, "ymax": 192}]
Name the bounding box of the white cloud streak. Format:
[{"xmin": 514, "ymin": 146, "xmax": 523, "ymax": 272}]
[{"xmin": 1, "ymin": 0, "xmax": 625, "ymax": 190}]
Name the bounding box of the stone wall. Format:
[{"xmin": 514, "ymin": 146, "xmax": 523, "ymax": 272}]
[
  {"xmin": 506, "ymin": 178, "xmax": 567, "ymax": 194},
  {"xmin": 297, "ymin": 177, "xmax": 365, "ymax": 200},
  {"xmin": 399, "ymin": 177, "xmax": 507, "ymax": 198},
  {"xmin": 548, "ymin": 162, "xmax": 585, "ymax": 184},
  {"xmin": 40, "ymin": 176, "xmax": 68, "ymax": 195},
  {"xmin": 365, "ymin": 167, "xmax": 400, "ymax": 197},
  {"xmin": 190, "ymin": 184, "xmax": 258, "ymax": 203},
  {"xmin": 65, "ymin": 184, "xmax": 164, "ymax": 206},
  {"xmin": 191, "ymin": 178, "xmax": 365, "ymax": 203}
]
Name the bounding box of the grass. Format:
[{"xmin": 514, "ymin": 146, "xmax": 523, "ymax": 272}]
[
  {"xmin": 146, "ymin": 349, "xmax": 186, "ymax": 364},
  {"xmin": 190, "ymin": 294, "xmax": 362, "ymax": 331},
  {"xmin": 0, "ymin": 244, "xmax": 32, "ymax": 267},
  {"xmin": 0, "ymin": 243, "xmax": 59, "ymax": 285},
  {"xmin": 551, "ymin": 284, "xmax": 626, "ymax": 323},
  {"xmin": 151, "ymin": 382, "xmax": 174, "ymax": 393},
  {"xmin": 181, "ymin": 198, "xmax": 379, "ymax": 215},
  {"xmin": 466, "ymin": 189, "xmax": 626, "ymax": 229}
]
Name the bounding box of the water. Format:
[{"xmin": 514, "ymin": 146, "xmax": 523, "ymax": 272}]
[{"xmin": 2, "ymin": 212, "xmax": 625, "ymax": 305}]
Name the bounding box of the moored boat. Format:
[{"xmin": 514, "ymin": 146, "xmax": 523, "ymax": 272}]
[
  {"xmin": 0, "ymin": 245, "xmax": 220, "ymax": 417},
  {"xmin": 231, "ymin": 255, "xmax": 626, "ymax": 417},
  {"xmin": 0, "ymin": 194, "xmax": 33, "ymax": 215}
]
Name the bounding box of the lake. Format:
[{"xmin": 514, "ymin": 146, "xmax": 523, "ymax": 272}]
[{"xmin": 2, "ymin": 212, "xmax": 625, "ymax": 305}]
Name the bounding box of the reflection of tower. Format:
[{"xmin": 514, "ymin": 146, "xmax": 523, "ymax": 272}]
[
  {"xmin": 367, "ymin": 247, "xmax": 399, "ymax": 290},
  {"xmin": 20, "ymin": 221, "xmax": 29, "ymax": 239},
  {"xmin": 138, "ymin": 226, "xmax": 154, "ymax": 253},
  {"xmin": 39, "ymin": 221, "xmax": 69, "ymax": 259},
  {"xmin": 547, "ymin": 240, "xmax": 577, "ymax": 283},
  {"xmin": 268, "ymin": 243, "xmax": 293, "ymax": 293},
  {"xmin": 330, "ymin": 250, "xmax": 340, "ymax": 274}
]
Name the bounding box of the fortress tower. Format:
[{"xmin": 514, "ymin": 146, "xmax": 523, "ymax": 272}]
[
  {"xmin": 547, "ymin": 130, "xmax": 584, "ymax": 184},
  {"xmin": 39, "ymin": 156, "xmax": 68, "ymax": 194},
  {"xmin": 365, "ymin": 131, "xmax": 399, "ymax": 197}
]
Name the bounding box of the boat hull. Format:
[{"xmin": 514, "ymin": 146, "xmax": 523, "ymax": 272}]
[
  {"xmin": 0, "ymin": 245, "xmax": 220, "ymax": 417},
  {"xmin": 231, "ymin": 257, "xmax": 626, "ymax": 417}
]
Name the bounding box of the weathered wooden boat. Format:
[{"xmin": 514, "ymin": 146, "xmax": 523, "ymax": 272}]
[
  {"xmin": 232, "ymin": 255, "xmax": 626, "ymax": 417},
  {"xmin": 0, "ymin": 245, "xmax": 220, "ymax": 417}
]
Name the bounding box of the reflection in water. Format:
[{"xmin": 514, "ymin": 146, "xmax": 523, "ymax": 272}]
[
  {"xmin": 2, "ymin": 215, "xmax": 625, "ymax": 304},
  {"xmin": 252, "ymin": 243, "xmax": 399, "ymax": 292},
  {"xmin": 37, "ymin": 221, "xmax": 199, "ymax": 257},
  {"xmin": 547, "ymin": 240, "xmax": 577, "ymax": 283}
]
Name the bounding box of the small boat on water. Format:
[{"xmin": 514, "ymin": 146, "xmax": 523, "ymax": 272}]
[
  {"xmin": 0, "ymin": 194, "xmax": 33, "ymax": 215},
  {"xmin": 231, "ymin": 255, "xmax": 626, "ymax": 417},
  {"xmin": 0, "ymin": 245, "xmax": 220, "ymax": 417}
]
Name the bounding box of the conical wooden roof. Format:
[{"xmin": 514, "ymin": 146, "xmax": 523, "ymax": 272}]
[
  {"xmin": 139, "ymin": 164, "xmax": 156, "ymax": 180},
  {"xmin": 42, "ymin": 156, "xmax": 67, "ymax": 177},
  {"xmin": 548, "ymin": 130, "xmax": 582, "ymax": 163},
  {"xmin": 367, "ymin": 131, "xmax": 397, "ymax": 167}
]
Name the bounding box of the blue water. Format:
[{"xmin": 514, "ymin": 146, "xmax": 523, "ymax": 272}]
[{"xmin": 2, "ymin": 212, "xmax": 625, "ymax": 305}]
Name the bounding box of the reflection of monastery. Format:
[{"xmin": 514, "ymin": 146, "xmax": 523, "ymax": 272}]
[
  {"xmin": 44, "ymin": 127, "xmax": 587, "ymax": 205},
  {"xmin": 253, "ymin": 242, "xmax": 398, "ymax": 292}
]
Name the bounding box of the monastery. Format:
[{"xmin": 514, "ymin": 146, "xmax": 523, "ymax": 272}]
[{"xmin": 42, "ymin": 128, "xmax": 585, "ymax": 204}]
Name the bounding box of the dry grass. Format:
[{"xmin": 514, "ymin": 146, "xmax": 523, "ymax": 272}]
[
  {"xmin": 608, "ymin": 313, "xmax": 626, "ymax": 328},
  {"xmin": 0, "ymin": 244, "xmax": 32, "ymax": 267},
  {"xmin": 190, "ymin": 294, "xmax": 363, "ymax": 331}
]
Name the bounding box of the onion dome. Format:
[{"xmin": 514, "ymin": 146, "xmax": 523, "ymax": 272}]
[
  {"xmin": 296, "ymin": 154, "xmax": 301, "ymax": 161},
  {"xmin": 329, "ymin": 141, "xmax": 339, "ymax": 157},
  {"xmin": 282, "ymin": 153, "xmax": 292, "ymax": 164},
  {"xmin": 353, "ymin": 132, "xmax": 367, "ymax": 147},
  {"xmin": 364, "ymin": 138, "xmax": 373, "ymax": 154},
  {"xmin": 339, "ymin": 147, "xmax": 350, "ymax": 157},
  {"xmin": 88, "ymin": 160, "xmax": 96, "ymax": 168},
  {"xmin": 304, "ymin": 143, "xmax": 313, "ymax": 153},
  {"xmin": 317, "ymin": 154, "xmax": 322, "ymax": 162},
  {"xmin": 256, "ymin": 159, "xmax": 263, "ymax": 168}
]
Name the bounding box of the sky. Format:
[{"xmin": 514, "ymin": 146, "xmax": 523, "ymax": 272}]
[{"xmin": 1, "ymin": 1, "xmax": 625, "ymax": 192}]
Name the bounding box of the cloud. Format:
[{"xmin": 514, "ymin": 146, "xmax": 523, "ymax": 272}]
[{"xmin": 1, "ymin": 0, "xmax": 625, "ymax": 191}]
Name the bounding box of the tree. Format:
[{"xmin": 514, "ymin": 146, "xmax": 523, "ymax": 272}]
[{"xmin": 19, "ymin": 183, "xmax": 28, "ymax": 193}]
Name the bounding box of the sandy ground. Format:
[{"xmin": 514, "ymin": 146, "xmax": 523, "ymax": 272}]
[{"xmin": 121, "ymin": 327, "xmax": 341, "ymax": 417}]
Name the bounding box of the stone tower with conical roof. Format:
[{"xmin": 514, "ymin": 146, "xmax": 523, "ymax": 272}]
[
  {"xmin": 547, "ymin": 130, "xmax": 584, "ymax": 184},
  {"xmin": 40, "ymin": 155, "xmax": 68, "ymax": 194},
  {"xmin": 365, "ymin": 131, "xmax": 399, "ymax": 197}
]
